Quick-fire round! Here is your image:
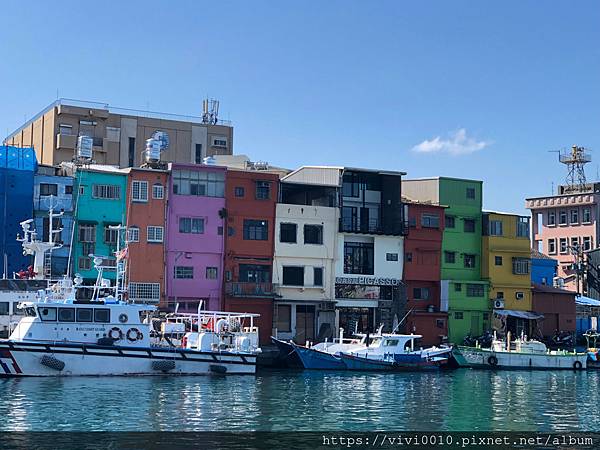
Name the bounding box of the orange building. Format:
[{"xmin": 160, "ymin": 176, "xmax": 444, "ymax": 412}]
[{"xmin": 125, "ymin": 167, "xmax": 168, "ymax": 306}]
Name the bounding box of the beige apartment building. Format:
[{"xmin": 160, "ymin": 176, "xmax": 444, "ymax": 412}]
[{"xmin": 4, "ymin": 98, "xmax": 233, "ymax": 167}]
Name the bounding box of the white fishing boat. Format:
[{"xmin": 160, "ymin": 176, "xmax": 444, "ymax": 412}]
[
  {"xmin": 452, "ymin": 332, "xmax": 587, "ymax": 370},
  {"xmin": 0, "ymin": 214, "xmax": 260, "ymax": 376}
]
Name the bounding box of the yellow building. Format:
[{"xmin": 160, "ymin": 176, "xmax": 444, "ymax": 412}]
[{"xmin": 482, "ymin": 212, "xmax": 535, "ymax": 336}]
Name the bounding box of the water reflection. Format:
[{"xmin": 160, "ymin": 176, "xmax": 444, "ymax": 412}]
[{"xmin": 0, "ymin": 370, "xmax": 598, "ymax": 431}]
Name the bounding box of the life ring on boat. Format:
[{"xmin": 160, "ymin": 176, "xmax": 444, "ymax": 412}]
[
  {"xmin": 108, "ymin": 327, "xmax": 123, "ymax": 341},
  {"xmin": 126, "ymin": 328, "xmax": 143, "ymax": 342},
  {"xmin": 487, "ymin": 355, "xmax": 498, "ymax": 366},
  {"xmin": 573, "ymin": 361, "xmax": 583, "ymax": 370}
]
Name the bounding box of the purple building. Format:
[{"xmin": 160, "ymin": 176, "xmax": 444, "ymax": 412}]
[{"xmin": 166, "ymin": 163, "xmax": 226, "ymax": 311}]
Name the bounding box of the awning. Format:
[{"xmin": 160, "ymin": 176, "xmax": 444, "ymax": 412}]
[
  {"xmin": 576, "ymin": 296, "xmax": 600, "ymax": 307},
  {"xmin": 493, "ymin": 309, "xmax": 544, "ymax": 320}
]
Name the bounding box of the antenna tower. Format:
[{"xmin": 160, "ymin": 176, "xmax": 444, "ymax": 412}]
[
  {"xmin": 202, "ymin": 98, "xmax": 220, "ymax": 125},
  {"xmin": 559, "ymin": 145, "xmax": 592, "ymax": 193}
]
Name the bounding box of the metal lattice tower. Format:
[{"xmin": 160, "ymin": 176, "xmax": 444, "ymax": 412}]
[{"xmin": 559, "ymin": 145, "xmax": 592, "ymax": 193}]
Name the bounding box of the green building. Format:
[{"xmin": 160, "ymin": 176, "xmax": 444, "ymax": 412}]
[
  {"xmin": 71, "ymin": 166, "xmax": 128, "ymax": 284},
  {"xmin": 402, "ymin": 177, "xmax": 489, "ymax": 343}
]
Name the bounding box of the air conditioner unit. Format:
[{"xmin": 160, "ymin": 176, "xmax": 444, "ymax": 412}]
[
  {"xmin": 515, "ymin": 291, "xmax": 525, "ymax": 300},
  {"xmin": 493, "ymin": 299, "xmax": 505, "ymax": 309}
]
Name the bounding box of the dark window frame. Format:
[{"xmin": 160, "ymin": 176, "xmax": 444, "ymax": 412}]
[
  {"xmin": 94, "ymin": 308, "xmax": 110, "ymax": 323},
  {"xmin": 76, "ymin": 308, "xmax": 93, "ymax": 323},
  {"xmin": 280, "ymin": 223, "xmax": 297, "ymax": 243},
  {"xmin": 243, "ymin": 219, "xmax": 269, "ymax": 241},
  {"xmin": 304, "ymin": 224, "xmax": 323, "ymax": 245},
  {"xmin": 282, "ymin": 266, "xmax": 304, "ymax": 286},
  {"xmin": 58, "ymin": 307, "xmax": 75, "ymax": 322}
]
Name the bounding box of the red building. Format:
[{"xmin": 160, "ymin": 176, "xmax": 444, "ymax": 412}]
[
  {"xmin": 223, "ymin": 169, "xmax": 279, "ymax": 344},
  {"xmin": 531, "ymin": 284, "xmax": 576, "ymax": 338},
  {"xmin": 125, "ymin": 167, "xmax": 168, "ymax": 306},
  {"xmin": 403, "ymin": 199, "xmax": 448, "ymax": 345}
]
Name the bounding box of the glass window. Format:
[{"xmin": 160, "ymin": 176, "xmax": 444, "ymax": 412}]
[
  {"xmin": 512, "ymin": 258, "xmax": 530, "ymax": 275},
  {"xmin": 421, "ymin": 214, "xmax": 439, "ymax": 228},
  {"xmin": 0, "ymin": 302, "xmax": 8, "ymax": 315},
  {"xmin": 92, "ymin": 184, "xmax": 121, "ymax": 200},
  {"xmin": 517, "ymin": 217, "xmax": 529, "ymax": 237},
  {"xmin": 39, "ymin": 183, "xmax": 58, "ymax": 196},
  {"xmin": 175, "ymin": 266, "xmax": 194, "ymax": 279},
  {"xmin": 583, "ymin": 236, "xmax": 592, "ymax": 251},
  {"xmin": 206, "ymin": 267, "xmax": 218, "ymax": 280},
  {"xmin": 131, "ymin": 181, "xmax": 148, "ymax": 202},
  {"xmin": 304, "ymin": 225, "xmax": 323, "ymax": 245},
  {"xmin": 243, "ymin": 220, "xmax": 268, "ymax": 240},
  {"xmin": 489, "ymin": 220, "xmax": 503, "ymax": 236},
  {"xmin": 444, "ymin": 251, "xmax": 456, "ymax": 264},
  {"xmin": 559, "ymin": 210, "xmax": 567, "ymax": 225},
  {"xmin": 445, "ymin": 216, "xmax": 455, "ymax": 228},
  {"xmin": 255, "ymin": 181, "xmax": 271, "ymax": 200},
  {"xmin": 78, "ymin": 224, "xmax": 96, "ymax": 243},
  {"xmin": 583, "ymin": 208, "xmax": 591, "ymax": 223},
  {"xmin": 172, "ymin": 169, "xmax": 224, "ymax": 198},
  {"xmin": 464, "ymin": 219, "xmax": 476, "ymax": 233},
  {"xmin": 386, "ymin": 253, "xmax": 399, "ymax": 261},
  {"xmin": 152, "ymin": 183, "xmax": 164, "ymax": 200},
  {"xmin": 343, "ymin": 242, "xmax": 374, "ymax": 275},
  {"xmin": 58, "ymin": 308, "xmax": 75, "ymax": 322},
  {"xmin": 464, "ymin": 254, "xmax": 476, "ymax": 268},
  {"xmin": 147, "ymin": 226, "xmax": 164, "ymax": 243},
  {"xmin": 39, "ymin": 307, "xmax": 57, "ymax": 321},
  {"xmin": 455, "ymin": 283, "xmax": 462, "ymax": 292},
  {"xmin": 239, "ymin": 265, "xmax": 271, "ymax": 283},
  {"xmin": 195, "ymin": 144, "xmax": 203, "ymax": 164},
  {"xmin": 276, "ymin": 305, "xmax": 292, "ymax": 332},
  {"xmin": 454, "ymin": 312, "xmax": 464, "ymax": 319},
  {"xmin": 548, "ymin": 211, "xmax": 556, "ymax": 225},
  {"xmin": 234, "ymin": 187, "xmax": 245, "ymax": 197},
  {"xmin": 280, "ymin": 223, "xmax": 297, "ymax": 243},
  {"xmin": 466, "ymin": 284, "xmax": 484, "ymax": 297},
  {"xmin": 94, "ymin": 309, "xmax": 110, "ymax": 323},
  {"xmin": 413, "ymin": 288, "xmax": 430, "ymax": 300},
  {"xmin": 571, "ymin": 209, "xmax": 579, "ymax": 224},
  {"xmin": 127, "ymin": 226, "xmax": 140, "ymax": 243},
  {"xmin": 548, "ymin": 239, "xmax": 556, "ymax": 254},
  {"xmin": 466, "ymin": 187, "xmax": 476, "ymax": 199},
  {"xmin": 313, "ymin": 267, "xmax": 323, "ymax": 287},
  {"xmin": 342, "ymin": 172, "xmax": 360, "ymax": 197},
  {"xmin": 104, "ymin": 226, "xmax": 119, "ymax": 245},
  {"xmin": 559, "ymin": 238, "xmax": 568, "ymax": 254},
  {"xmin": 179, "ymin": 217, "xmax": 204, "ymax": 234},
  {"xmin": 495, "ymin": 256, "xmax": 503, "ymax": 265},
  {"xmin": 65, "ymin": 185, "xmax": 73, "ymax": 195},
  {"xmin": 76, "ymin": 308, "xmax": 93, "ymax": 322},
  {"xmin": 282, "ymin": 266, "xmax": 304, "ymax": 286}
]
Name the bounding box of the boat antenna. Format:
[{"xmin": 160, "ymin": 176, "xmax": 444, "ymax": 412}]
[{"xmin": 392, "ymin": 308, "xmax": 414, "ymax": 334}]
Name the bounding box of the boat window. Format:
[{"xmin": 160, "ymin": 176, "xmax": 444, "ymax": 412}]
[
  {"xmin": 76, "ymin": 308, "xmax": 93, "ymax": 323},
  {"xmin": 58, "ymin": 308, "xmax": 75, "ymax": 322},
  {"xmin": 94, "ymin": 308, "xmax": 110, "ymax": 323},
  {"xmin": 39, "ymin": 307, "xmax": 57, "ymax": 321},
  {"xmin": 24, "ymin": 306, "xmax": 36, "ymax": 317},
  {"xmin": 384, "ymin": 339, "xmax": 399, "ymax": 347}
]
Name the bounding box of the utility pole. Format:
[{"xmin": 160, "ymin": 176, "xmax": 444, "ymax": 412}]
[{"xmin": 569, "ymin": 244, "xmax": 586, "ymax": 296}]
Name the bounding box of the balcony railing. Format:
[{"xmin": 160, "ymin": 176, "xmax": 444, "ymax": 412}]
[
  {"xmin": 225, "ymin": 282, "xmax": 279, "ymax": 298},
  {"xmin": 339, "ymin": 217, "xmax": 408, "ymax": 236}
]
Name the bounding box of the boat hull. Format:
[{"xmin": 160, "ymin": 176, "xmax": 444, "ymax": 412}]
[
  {"xmin": 270, "ymin": 337, "xmax": 302, "ymax": 368},
  {"xmin": 0, "ymin": 340, "xmax": 256, "ymax": 376},
  {"xmin": 453, "ymin": 346, "xmax": 587, "ymax": 370},
  {"xmin": 292, "ymin": 344, "xmax": 346, "ymax": 370},
  {"xmin": 339, "ymin": 353, "xmax": 446, "ymax": 371}
]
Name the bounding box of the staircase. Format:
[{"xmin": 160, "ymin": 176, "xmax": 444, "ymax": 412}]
[{"xmin": 43, "ymin": 251, "xmax": 52, "ymax": 278}]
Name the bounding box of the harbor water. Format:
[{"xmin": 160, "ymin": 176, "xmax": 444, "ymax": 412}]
[{"xmin": 0, "ymin": 369, "xmax": 599, "ymax": 431}]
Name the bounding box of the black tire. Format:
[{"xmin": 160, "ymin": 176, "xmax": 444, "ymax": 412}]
[
  {"xmin": 573, "ymin": 361, "xmax": 583, "ymax": 370},
  {"xmin": 487, "ymin": 355, "xmax": 498, "ymax": 366}
]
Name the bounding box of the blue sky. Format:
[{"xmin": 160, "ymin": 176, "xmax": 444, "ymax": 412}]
[{"xmin": 1, "ymin": 1, "xmax": 599, "ymax": 214}]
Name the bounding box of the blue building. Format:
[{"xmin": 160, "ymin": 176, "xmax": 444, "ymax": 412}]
[
  {"xmin": 531, "ymin": 248, "xmax": 558, "ymax": 286},
  {"xmin": 0, "ymin": 146, "xmax": 36, "ymax": 277},
  {"xmin": 33, "ymin": 165, "xmax": 74, "ymax": 277}
]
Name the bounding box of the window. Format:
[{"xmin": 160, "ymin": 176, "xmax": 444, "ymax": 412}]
[
  {"xmin": 92, "ymin": 184, "xmax": 120, "ymax": 200},
  {"xmin": 571, "ymin": 236, "xmax": 579, "ymax": 249},
  {"xmin": 65, "ymin": 185, "xmax": 73, "ymax": 195},
  {"xmin": 464, "ymin": 219, "xmax": 475, "ymax": 233},
  {"xmin": 464, "ymin": 254, "xmax": 476, "ymax": 268},
  {"xmin": 583, "ymin": 208, "xmax": 591, "ymax": 224},
  {"xmin": 228, "ymin": 227, "xmax": 235, "ymax": 237},
  {"xmin": 127, "ymin": 226, "xmax": 140, "ymax": 243},
  {"xmin": 421, "ymin": 214, "xmax": 440, "ymax": 228},
  {"xmin": 129, "ymin": 283, "xmax": 160, "ymax": 302},
  {"xmin": 512, "ymin": 258, "xmax": 530, "ymax": 275},
  {"xmin": 282, "ymin": 266, "xmax": 304, "ymax": 286},
  {"xmin": 280, "ymin": 223, "xmax": 297, "ymax": 243},
  {"xmin": 344, "ymin": 242, "xmax": 374, "ymax": 275},
  {"xmin": 276, "ymin": 305, "xmax": 292, "ymax": 332},
  {"xmin": 244, "ymin": 220, "xmax": 268, "ymax": 240},
  {"xmin": 106, "ymin": 126, "xmax": 120, "ymax": 142},
  {"xmin": 559, "ymin": 210, "xmax": 567, "ymax": 225},
  {"xmin": 454, "ymin": 312, "xmax": 464, "ymax": 320},
  {"xmin": 179, "ymin": 217, "xmax": 204, "ymax": 234},
  {"xmin": 386, "ymin": 253, "xmax": 399, "ymax": 261},
  {"xmin": 217, "ymin": 226, "xmax": 223, "ymax": 235},
  {"xmin": 78, "ymin": 224, "xmax": 96, "ymax": 243},
  {"xmin": 239, "ymin": 265, "xmax": 271, "ymax": 283},
  {"xmin": 78, "ymin": 257, "xmax": 92, "ymax": 270},
  {"xmin": 495, "ymin": 256, "xmax": 503, "ymax": 266},
  {"xmin": 147, "ymin": 226, "xmax": 164, "ymax": 243},
  {"xmin": 128, "ymin": 137, "xmax": 136, "ymax": 167},
  {"xmin": 104, "ymin": 226, "xmax": 119, "ymax": 245},
  {"xmin": 445, "ymin": 216, "xmax": 455, "ymax": 228},
  {"xmin": 39, "ymin": 183, "xmax": 58, "ymax": 196},
  {"xmin": 304, "ymin": 225, "xmax": 323, "ymax": 245},
  {"xmin": 39, "ymin": 307, "xmax": 57, "ymax": 321},
  {"xmin": 175, "ymin": 266, "xmax": 194, "ymax": 279},
  {"xmin": 517, "ymin": 217, "xmax": 529, "ymax": 237},
  {"xmin": 58, "ymin": 308, "xmax": 75, "ymax": 322},
  {"xmin": 206, "ymin": 267, "xmax": 218, "ymax": 280},
  {"xmin": 583, "ymin": 236, "xmax": 592, "ymax": 251},
  {"xmin": 489, "ymin": 220, "xmax": 503, "ymax": 236},
  {"xmin": 212, "ymin": 136, "xmax": 227, "ymax": 147},
  {"xmin": 548, "ymin": 211, "xmax": 556, "ymax": 226},
  {"xmin": 42, "ymin": 217, "xmax": 63, "ymax": 243},
  {"xmin": 195, "ymin": 144, "xmax": 203, "ymax": 165},
  {"xmin": 570, "ymin": 209, "xmax": 579, "ymax": 224},
  {"xmin": 0, "ymin": 302, "xmax": 9, "ymax": 315},
  {"xmin": 172, "ymin": 169, "xmax": 225, "ymax": 197},
  {"xmin": 234, "ymin": 187, "xmax": 245, "ymax": 197},
  {"xmin": 496, "ymin": 292, "xmax": 504, "ymax": 298},
  {"xmin": 59, "ymin": 123, "xmax": 72, "ymax": 135},
  {"xmin": 548, "ymin": 238, "xmax": 556, "ymax": 255},
  {"xmin": 131, "ymin": 181, "xmax": 148, "ymax": 202},
  {"xmin": 342, "ymin": 172, "xmax": 360, "ymax": 197},
  {"xmin": 444, "ymin": 251, "xmax": 456, "ymax": 264},
  {"xmin": 313, "ymin": 267, "xmax": 323, "ymax": 287},
  {"xmin": 436, "ymin": 319, "xmax": 445, "ymax": 329},
  {"xmin": 413, "ymin": 287, "xmax": 430, "ymax": 300},
  {"xmin": 255, "ymin": 181, "xmax": 271, "ymax": 200},
  {"xmin": 454, "ymin": 283, "xmax": 462, "ymax": 292},
  {"xmin": 76, "ymin": 308, "xmax": 93, "ymax": 322},
  {"xmin": 467, "ymin": 284, "xmax": 484, "ymax": 297},
  {"xmin": 94, "ymin": 309, "xmax": 110, "ymax": 323},
  {"xmin": 466, "ymin": 187, "xmax": 476, "ymax": 199},
  {"xmin": 152, "ymin": 184, "xmax": 164, "ymax": 200},
  {"xmin": 559, "ymin": 238, "xmax": 568, "ymax": 254}
]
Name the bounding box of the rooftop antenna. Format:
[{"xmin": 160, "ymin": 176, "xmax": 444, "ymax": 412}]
[
  {"xmin": 202, "ymin": 98, "xmax": 220, "ymax": 125},
  {"xmin": 558, "ymin": 145, "xmax": 592, "ymax": 193}
]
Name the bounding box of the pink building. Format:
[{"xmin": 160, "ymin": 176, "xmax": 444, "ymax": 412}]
[
  {"xmin": 166, "ymin": 163, "xmax": 226, "ymax": 311},
  {"xmin": 526, "ymin": 185, "xmax": 600, "ymax": 292}
]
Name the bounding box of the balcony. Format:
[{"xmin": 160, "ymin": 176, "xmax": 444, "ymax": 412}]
[
  {"xmin": 225, "ymin": 282, "xmax": 279, "ymax": 298},
  {"xmin": 339, "ymin": 217, "xmax": 408, "ymax": 236}
]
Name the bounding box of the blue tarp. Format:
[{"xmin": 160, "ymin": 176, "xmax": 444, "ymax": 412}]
[
  {"xmin": 0, "ymin": 146, "xmax": 37, "ymax": 171},
  {"xmin": 493, "ymin": 309, "xmax": 544, "ymax": 320},
  {"xmin": 576, "ymin": 296, "xmax": 600, "ymax": 307}
]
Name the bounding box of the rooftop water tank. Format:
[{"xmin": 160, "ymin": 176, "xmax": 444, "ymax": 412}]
[{"xmin": 144, "ymin": 138, "xmax": 162, "ymax": 164}]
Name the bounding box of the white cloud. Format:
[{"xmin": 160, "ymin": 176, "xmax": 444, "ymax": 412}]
[{"xmin": 411, "ymin": 129, "xmax": 491, "ymax": 156}]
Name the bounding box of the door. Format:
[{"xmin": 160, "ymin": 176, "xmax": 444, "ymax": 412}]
[
  {"xmin": 295, "ymin": 305, "xmax": 315, "ymax": 343},
  {"xmin": 470, "ymin": 314, "xmax": 480, "ymax": 336}
]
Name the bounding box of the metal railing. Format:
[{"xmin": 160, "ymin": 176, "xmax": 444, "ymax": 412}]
[
  {"xmin": 339, "ymin": 217, "xmax": 408, "ymax": 236},
  {"xmin": 225, "ymin": 282, "xmax": 278, "ymax": 297}
]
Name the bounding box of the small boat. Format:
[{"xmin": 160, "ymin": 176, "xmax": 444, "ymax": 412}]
[
  {"xmin": 583, "ymin": 330, "xmax": 600, "ymax": 369},
  {"xmin": 452, "ymin": 332, "xmax": 587, "ymax": 370},
  {"xmin": 338, "ymin": 333, "xmax": 452, "ymax": 371}
]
